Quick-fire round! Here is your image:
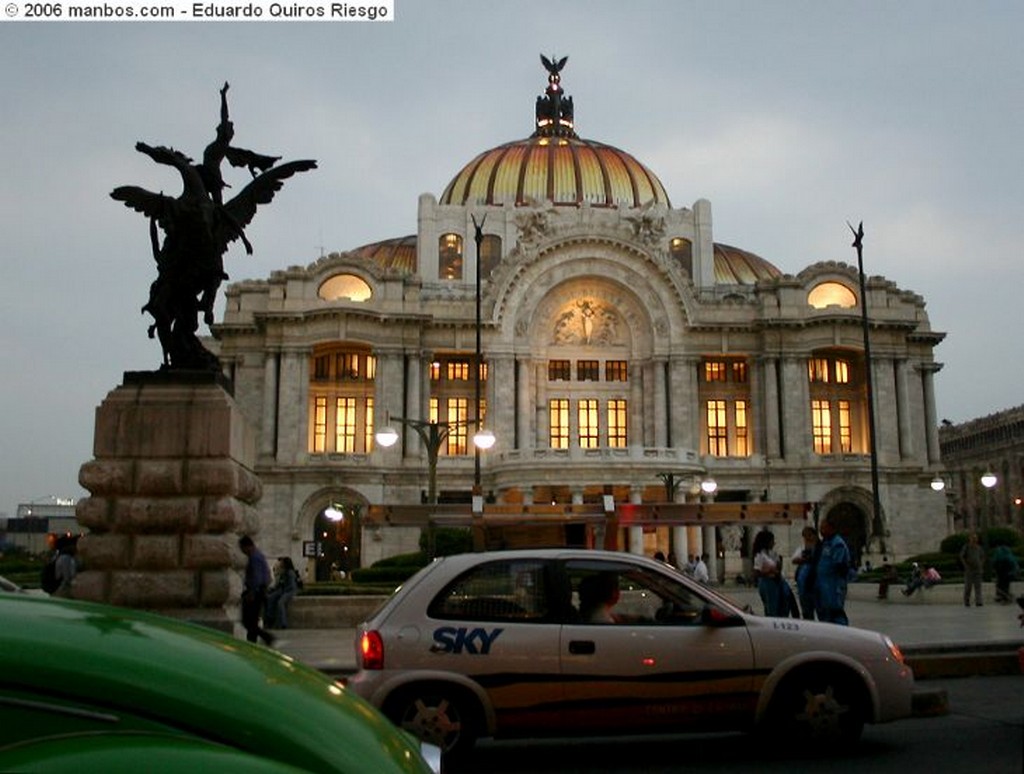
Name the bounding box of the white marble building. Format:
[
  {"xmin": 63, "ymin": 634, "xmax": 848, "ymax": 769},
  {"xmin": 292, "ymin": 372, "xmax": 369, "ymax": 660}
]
[{"xmin": 213, "ymin": 61, "xmax": 947, "ymax": 578}]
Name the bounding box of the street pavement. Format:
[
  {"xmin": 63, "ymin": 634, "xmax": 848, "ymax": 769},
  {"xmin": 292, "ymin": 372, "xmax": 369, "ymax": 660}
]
[{"xmin": 271, "ymin": 582, "xmax": 1024, "ymax": 678}]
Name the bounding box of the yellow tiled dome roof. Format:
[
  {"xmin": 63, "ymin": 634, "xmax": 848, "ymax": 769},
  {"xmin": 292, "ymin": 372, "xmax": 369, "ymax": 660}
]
[{"xmin": 439, "ymin": 136, "xmax": 670, "ymax": 209}]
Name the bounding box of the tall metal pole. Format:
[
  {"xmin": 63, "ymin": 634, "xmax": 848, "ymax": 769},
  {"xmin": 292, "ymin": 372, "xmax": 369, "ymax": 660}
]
[
  {"xmin": 472, "ymin": 214, "xmax": 486, "ymax": 494},
  {"xmin": 850, "ymin": 221, "xmax": 885, "ymax": 555}
]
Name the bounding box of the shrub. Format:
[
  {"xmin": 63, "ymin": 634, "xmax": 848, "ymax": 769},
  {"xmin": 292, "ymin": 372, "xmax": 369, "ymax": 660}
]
[{"xmin": 420, "ymin": 527, "xmax": 473, "ymax": 557}]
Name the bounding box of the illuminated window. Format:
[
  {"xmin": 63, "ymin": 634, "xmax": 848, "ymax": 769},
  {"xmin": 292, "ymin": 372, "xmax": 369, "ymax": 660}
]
[
  {"xmin": 318, "ymin": 273, "xmax": 372, "ymax": 302},
  {"xmin": 705, "ymin": 361, "xmax": 727, "ymax": 382},
  {"xmin": 430, "ymin": 361, "xmax": 441, "ymax": 381},
  {"xmin": 808, "ymin": 282, "xmax": 857, "ymax": 309},
  {"xmin": 605, "ymin": 360, "xmax": 628, "ymax": 382},
  {"xmin": 812, "ymin": 399, "xmax": 833, "ymax": 454},
  {"xmin": 835, "ymin": 359, "xmax": 850, "ymax": 384},
  {"xmin": 337, "ymin": 353, "xmax": 360, "ymax": 380},
  {"xmin": 440, "ymin": 233, "xmax": 463, "ymax": 280},
  {"xmin": 577, "ymin": 360, "xmax": 599, "ymax": 381},
  {"xmin": 335, "ymin": 397, "xmax": 357, "ymax": 453},
  {"xmin": 549, "ymin": 360, "xmax": 571, "ymax": 381},
  {"xmin": 313, "ymin": 397, "xmax": 328, "ymax": 453},
  {"xmin": 838, "ymin": 400, "xmax": 852, "ymax": 453},
  {"xmin": 308, "ymin": 346, "xmax": 375, "ymax": 454},
  {"xmin": 550, "ymin": 399, "xmax": 570, "ymax": 449},
  {"xmin": 365, "ymin": 398, "xmax": 375, "ymax": 453},
  {"xmin": 578, "ymin": 399, "xmax": 599, "ymax": 448},
  {"xmin": 699, "ymin": 357, "xmax": 752, "ymax": 457},
  {"xmin": 447, "ymin": 360, "xmax": 470, "ymax": 381},
  {"xmin": 608, "ymin": 399, "xmax": 627, "ymax": 447},
  {"xmin": 479, "ymin": 234, "xmax": 502, "ymax": 278},
  {"xmin": 670, "ymin": 237, "xmax": 693, "ymax": 275},
  {"xmin": 707, "ymin": 400, "xmax": 728, "ymax": 456},
  {"xmin": 735, "ymin": 400, "xmax": 749, "ymax": 456},
  {"xmin": 808, "ymin": 352, "xmax": 865, "ymax": 455},
  {"xmin": 447, "ymin": 398, "xmax": 468, "ymax": 455},
  {"xmin": 808, "ymin": 358, "xmax": 830, "ymax": 383}
]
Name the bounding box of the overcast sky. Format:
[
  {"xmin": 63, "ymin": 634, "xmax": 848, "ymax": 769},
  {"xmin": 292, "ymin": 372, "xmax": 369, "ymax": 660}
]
[{"xmin": 1, "ymin": 0, "xmax": 1022, "ymax": 516}]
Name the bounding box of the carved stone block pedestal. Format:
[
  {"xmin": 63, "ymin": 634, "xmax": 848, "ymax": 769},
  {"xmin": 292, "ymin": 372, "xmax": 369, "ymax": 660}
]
[{"xmin": 75, "ymin": 373, "xmax": 262, "ymax": 634}]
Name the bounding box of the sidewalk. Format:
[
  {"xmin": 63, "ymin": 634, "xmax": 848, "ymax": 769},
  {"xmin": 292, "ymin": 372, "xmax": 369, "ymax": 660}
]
[{"xmin": 271, "ymin": 584, "xmax": 1024, "ymax": 679}]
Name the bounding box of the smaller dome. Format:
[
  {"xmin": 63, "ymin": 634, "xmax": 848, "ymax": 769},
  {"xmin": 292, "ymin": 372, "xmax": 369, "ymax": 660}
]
[
  {"xmin": 713, "ymin": 244, "xmax": 782, "ymax": 284},
  {"xmin": 350, "ymin": 235, "xmax": 416, "ymax": 274}
]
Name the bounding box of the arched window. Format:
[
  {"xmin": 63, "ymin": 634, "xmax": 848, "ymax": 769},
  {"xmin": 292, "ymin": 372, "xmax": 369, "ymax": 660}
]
[
  {"xmin": 808, "ymin": 282, "xmax": 857, "ymax": 309},
  {"xmin": 669, "ymin": 237, "xmax": 693, "ymax": 276},
  {"xmin": 318, "ymin": 273, "xmax": 372, "ymax": 302},
  {"xmin": 439, "ymin": 233, "xmax": 463, "ymax": 280}
]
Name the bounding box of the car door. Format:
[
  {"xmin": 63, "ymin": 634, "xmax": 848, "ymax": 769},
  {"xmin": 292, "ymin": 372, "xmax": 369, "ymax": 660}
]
[
  {"xmin": 424, "ymin": 557, "xmax": 564, "ymax": 735},
  {"xmin": 559, "ymin": 558, "xmax": 757, "ymax": 734}
]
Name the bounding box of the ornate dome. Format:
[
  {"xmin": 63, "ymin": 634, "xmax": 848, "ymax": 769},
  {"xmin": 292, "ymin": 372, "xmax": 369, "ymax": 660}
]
[
  {"xmin": 440, "ymin": 55, "xmax": 669, "ymax": 210},
  {"xmin": 440, "ymin": 136, "xmax": 670, "ymax": 209}
]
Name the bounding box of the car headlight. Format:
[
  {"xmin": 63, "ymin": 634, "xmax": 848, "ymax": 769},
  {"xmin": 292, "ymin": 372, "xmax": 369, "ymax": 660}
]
[{"xmin": 883, "ymin": 635, "xmax": 905, "ymax": 664}]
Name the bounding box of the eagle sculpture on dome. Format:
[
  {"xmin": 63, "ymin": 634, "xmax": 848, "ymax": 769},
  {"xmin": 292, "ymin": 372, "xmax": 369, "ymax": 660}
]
[
  {"xmin": 535, "ymin": 54, "xmax": 575, "ymax": 138},
  {"xmin": 541, "ymin": 54, "xmax": 568, "ymax": 76},
  {"xmin": 111, "ymin": 83, "xmax": 316, "ymax": 372}
]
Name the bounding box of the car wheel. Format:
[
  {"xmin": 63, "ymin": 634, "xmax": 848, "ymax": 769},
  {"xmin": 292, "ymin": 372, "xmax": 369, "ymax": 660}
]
[
  {"xmin": 768, "ymin": 667, "xmax": 866, "ymax": 747},
  {"xmin": 385, "ymin": 684, "xmax": 479, "ymax": 758}
]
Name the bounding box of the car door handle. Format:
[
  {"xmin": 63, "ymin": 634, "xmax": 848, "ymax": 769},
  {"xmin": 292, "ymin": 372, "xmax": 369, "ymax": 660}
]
[{"xmin": 568, "ymin": 640, "xmax": 595, "ymax": 655}]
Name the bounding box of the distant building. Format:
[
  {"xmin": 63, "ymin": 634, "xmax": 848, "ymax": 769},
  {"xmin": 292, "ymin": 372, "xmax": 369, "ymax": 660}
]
[
  {"xmin": 939, "ymin": 405, "xmax": 1024, "ymax": 534},
  {"xmin": 212, "ymin": 60, "xmax": 947, "ymax": 578},
  {"xmin": 2, "ymin": 499, "xmax": 81, "ymax": 554}
]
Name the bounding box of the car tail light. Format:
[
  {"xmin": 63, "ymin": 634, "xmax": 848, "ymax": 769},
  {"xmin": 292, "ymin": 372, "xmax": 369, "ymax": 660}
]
[{"xmin": 361, "ymin": 630, "xmax": 384, "ymax": 670}]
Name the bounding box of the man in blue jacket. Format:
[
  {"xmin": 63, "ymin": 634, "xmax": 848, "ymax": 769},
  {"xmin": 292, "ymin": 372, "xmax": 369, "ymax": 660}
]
[{"xmin": 814, "ymin": 520, "xmax": 851, "ymax": 625}]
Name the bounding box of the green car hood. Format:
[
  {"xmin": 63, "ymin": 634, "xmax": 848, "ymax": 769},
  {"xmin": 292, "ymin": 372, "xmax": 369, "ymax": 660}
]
[{"xmin": 0, "ymin": 595, "xmax": 431, "ymax": 773}]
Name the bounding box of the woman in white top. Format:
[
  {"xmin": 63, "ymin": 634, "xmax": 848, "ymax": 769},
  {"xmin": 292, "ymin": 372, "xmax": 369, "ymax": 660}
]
[{"xmin": 752, "ymin": 530, "xmax": 789, "ymax": 617}]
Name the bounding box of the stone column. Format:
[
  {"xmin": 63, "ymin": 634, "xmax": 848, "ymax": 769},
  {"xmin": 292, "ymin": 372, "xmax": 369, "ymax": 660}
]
[
  {"xmin": 75, "ymin": 374, "xmax": 261, "ymax": 633},
  {"xmin": 921, "ymin": 364, "xmax": 942, "ymax": 464},
  {"xmin": 653, "ymin": 357, "xmax": 668, "ymax": 447},
  {"xmin": 761, "ymin": 356, "xmax": 781, "ymax": 459},
  {"xmin": 260, "ymin": 351, "xmax": 279, "ymax": 459},
  {"xmin": 516, "ymin": 357, "xmax": 532, "ymax": 450},
  {"xmin": 895, "ymin": 358, "xmax": 913, "ymax": 459}
]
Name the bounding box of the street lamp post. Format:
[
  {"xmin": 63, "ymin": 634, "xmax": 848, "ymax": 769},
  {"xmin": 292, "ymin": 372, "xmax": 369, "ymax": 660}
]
[
  {"xmin": 850, "ymin": 221, "xmax": 884, "ymax": 556},
  {"xmin": 980, "ymin": 471, "xmax": 997, "ymax": 579},
  {"xmin": 471, "ymin": 214, "xmax": 487, "ymax": 494}
]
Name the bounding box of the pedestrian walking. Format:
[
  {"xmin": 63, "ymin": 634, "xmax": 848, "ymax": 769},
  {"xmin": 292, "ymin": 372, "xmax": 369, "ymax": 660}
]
[{"xmin": 239, "ymin": 535, "xmax": 275, "ymax": 646}]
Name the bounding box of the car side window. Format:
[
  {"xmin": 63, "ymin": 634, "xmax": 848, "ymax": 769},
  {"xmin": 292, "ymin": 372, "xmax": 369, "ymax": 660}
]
[
  {"xmin": 428, "ymin": 559, "xmax": 551, "ymax": 622},
  {"xmin": 566, "ymin": 561, "xmax": 707, "ymax": 626}
]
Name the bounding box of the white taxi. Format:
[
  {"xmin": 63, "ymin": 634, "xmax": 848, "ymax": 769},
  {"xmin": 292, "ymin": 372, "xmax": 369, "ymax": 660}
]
[{"xmin": 349, "ymin": 549, "xmax": 913, "ymax": 756}]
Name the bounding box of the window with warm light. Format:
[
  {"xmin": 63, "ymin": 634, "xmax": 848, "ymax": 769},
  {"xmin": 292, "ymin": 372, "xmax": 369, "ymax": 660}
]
[
  {"xmin": 605, "ymin": 360, "xmax": 628, "ymax": 382},
  {"xmin": 608, "ymin": 399, "xmax": 628, "ymax": 447},
  {"xmin": 699, "ymin": 357, "xmax": 752, "ymax": 457},
  {"xmin": 440, "ymin": 233, "xmax": 463, "ymax": 280},
  {"xmin": 669, "ymin": 237, "xmax": 693, "ymax": 275},
  {"xmin": 808, "ymin": 281, "xmax": 857, "ymax": 309},
  {"xmin": 578, "ymin": 399, "xmax": 600, "ymax": 448},
  {"xmin": 808, "ymin": 351, "xmax": 864, "ymax": 455},
  {"xmin": 549, "ymin": 360, "xmax": 571, "ymax": 381},
  {"xmin": 308, "ymin": 346, "xmax": 376, "ymax": 455},
  {"xmin": 318, "ymin": 273, "xmax": 372, "ymax": 302},
  {"xmin": 577, "ymin": 360, "xmax": 599, "ymax": 381},
  {"xmin": 550, "ymin": 399, "xmax": 570, "ymax": 449}
]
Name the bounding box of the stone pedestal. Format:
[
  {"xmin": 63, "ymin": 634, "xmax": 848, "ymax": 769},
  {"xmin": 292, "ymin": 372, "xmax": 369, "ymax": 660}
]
[{"xmin": 75, "ymin": 373, "xmax": 262, "ymax": 633}]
